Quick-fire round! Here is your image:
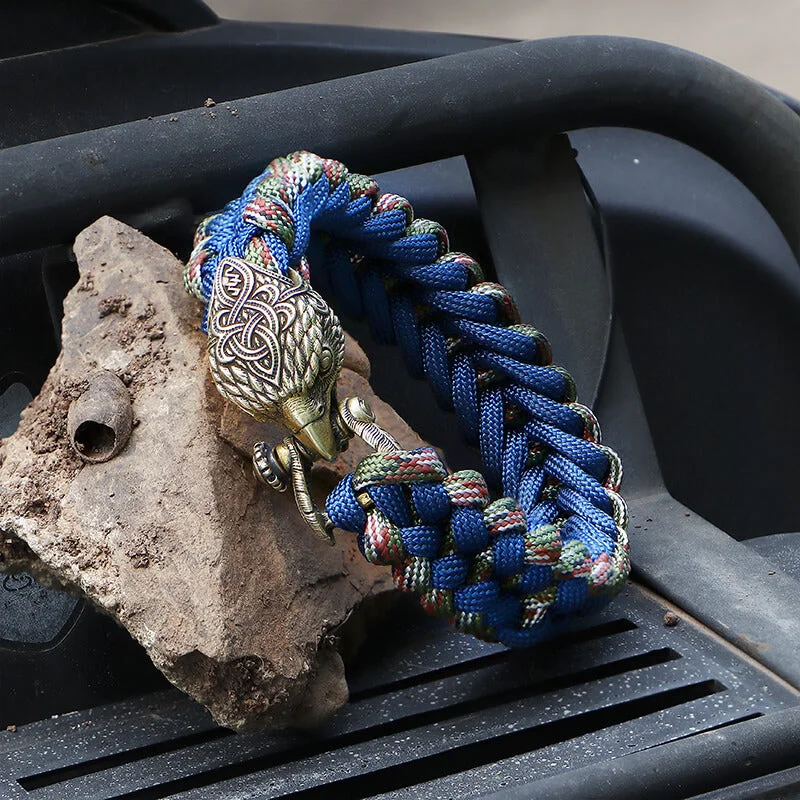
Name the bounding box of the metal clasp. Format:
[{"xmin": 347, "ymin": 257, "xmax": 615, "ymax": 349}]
[{"xmin": 252, "ymin": 396, "xmax": 399, "ymax": 544}]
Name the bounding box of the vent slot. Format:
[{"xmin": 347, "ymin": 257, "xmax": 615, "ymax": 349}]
[
  {"xmin": 350, "ymin": 617, "xmax": 638, "ymax": 702},
  {"xmin": 110, "ymin": 680, "xmax": 725, "ymax": 800},
  {"xmin": 17, "ymin": 729, "xmax": 234, "ymax": 791},
  {"xmin": 17, "ymin": 647, "xmax": 683, "ymax": 796}
]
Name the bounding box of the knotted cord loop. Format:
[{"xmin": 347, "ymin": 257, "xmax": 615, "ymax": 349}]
[{"xmin": 186, "ymin": 151, "xmax": 630, "ymax": 646}]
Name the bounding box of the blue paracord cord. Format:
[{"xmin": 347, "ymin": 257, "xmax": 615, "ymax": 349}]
[{"xmin": 186, "ymin": 151, "xmax": 629, "ymax": 647}]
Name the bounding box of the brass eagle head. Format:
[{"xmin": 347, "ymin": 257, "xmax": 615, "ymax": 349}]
[{"xmin": 206, "ymin": 256, "xmax": 345, "ymax": 461}]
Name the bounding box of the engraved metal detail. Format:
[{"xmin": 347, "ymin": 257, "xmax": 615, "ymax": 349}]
[
  {"xmin": 207, "ymin": 256, "xmax": 344, "ymax": 430},
  {"xmin": 337, "ymin": 396, "xmax": 400, "ymax": 453},
  {"xmin": 253, "ymin": 441, "xmax": 289, "ymax": 492}
]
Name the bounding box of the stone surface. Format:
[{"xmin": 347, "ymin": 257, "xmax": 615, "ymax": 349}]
[{"xmin": 0, "ymin": 217, "xmax": 425, "ymax": 730}]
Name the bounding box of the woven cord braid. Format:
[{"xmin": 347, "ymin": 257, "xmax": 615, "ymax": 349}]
[{"xmin": 186, "ymin": 151, "xmax": 630, "ymax": 647}]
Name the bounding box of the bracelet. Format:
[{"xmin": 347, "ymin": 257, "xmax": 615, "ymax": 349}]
[{"xmin": 185, "ymin": 151, "xmax": 629, "ymax": 647}]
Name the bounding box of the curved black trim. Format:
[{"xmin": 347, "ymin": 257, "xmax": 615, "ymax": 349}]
[
  {"xmin": 104, "ymin": 0, "xmax": 218, "ymax": 31},
  {"xmin": 2, "ymin": 35, "xmax": 800, "ymax": 262},
  {"xmin": 481, "ymin": 705, "xmax": 800, "ymax": 800}
]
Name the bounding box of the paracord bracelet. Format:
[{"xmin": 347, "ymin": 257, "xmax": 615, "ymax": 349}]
[{"xmin": 185, "ymin": 151, "xmax": 629, "ymax": 648}]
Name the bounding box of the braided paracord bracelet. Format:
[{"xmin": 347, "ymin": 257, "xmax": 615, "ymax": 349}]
[{"xmin": 185, "ymin": 151, "xmax": 630, "ymax": 648}]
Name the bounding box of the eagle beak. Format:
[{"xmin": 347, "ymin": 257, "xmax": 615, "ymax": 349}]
[{"xmin": 280, "ymin": 395, "xmax": 340, "ymax": 462}]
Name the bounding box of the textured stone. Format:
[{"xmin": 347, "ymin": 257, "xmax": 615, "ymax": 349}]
[{"xmin": 0, "ymin": 217, "xmax": 425, "ymax": 730}]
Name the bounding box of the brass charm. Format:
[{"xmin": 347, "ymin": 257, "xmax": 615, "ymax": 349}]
[{"xmin": 206, "ymin": 257, "xmax": 399, "ymax": 543}]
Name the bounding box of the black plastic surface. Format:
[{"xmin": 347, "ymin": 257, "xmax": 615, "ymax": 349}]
[
  {"xmin": 6, "ymin": 37, "xmax": 800, "ymax": 262},
  {"xmin": 746, "ymin": 533, "xmax": 800, "ymax": 582},
  {"xmin": 3, "ymin": 10, "xmax": 800, "ymax": 798},
  {"xmin": 0, "ymin": 20, "xmax": 500, "ymax": 149},
  {"xmin": 0, "ymin": 0, "xmax": 147, "ymax": 60},
  {"xmin": 692, "ymin": 763, "xmax": 800, "ymax": 800},
  {"xmin": 1, "ymin": 585, "xmax": 795, "ymax": 799},
  {"xmin": 0, "ymin": 592, "xmax": 168, "ymax": 730},
  {"xmin": 482, "ymin": 704, "xmax": 800, "ymax": 800},
  {"xmin": 574, "ymin": 127, "xmax": 800, "ymax": 539}
]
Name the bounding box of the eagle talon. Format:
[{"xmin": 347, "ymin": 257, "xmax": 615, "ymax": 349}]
[
  {"xmin": 252, "ymin": 397, "xmax": 399, "ymax": 542},
  {"xmin": 253, "ymin": 441, "xmax": 289, "ymax": 492}
]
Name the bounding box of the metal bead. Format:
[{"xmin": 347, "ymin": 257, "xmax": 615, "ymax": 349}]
[{"xmin": 252, "ymin": 441, "xmax": 289, "ymax": 492}]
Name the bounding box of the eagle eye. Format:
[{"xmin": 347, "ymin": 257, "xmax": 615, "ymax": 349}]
[{"xmin": 319, "ymin": 347, "xmax": 333, "ymax": 375}]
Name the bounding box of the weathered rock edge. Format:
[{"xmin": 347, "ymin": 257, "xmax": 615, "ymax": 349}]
[{"xmin": 0, "ymin": 218, "xmax": 426, "ymax": 730}]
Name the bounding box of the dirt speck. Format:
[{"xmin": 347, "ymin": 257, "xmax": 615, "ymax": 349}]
[
  {"xmin": 129, "ymin": 551, "xmax": 150, "ymax": 569},
  {"xmin": 77, "ymin": 272, "xmax": 95, "ymax": 293},
  {"xmin": 663, "ymin": 611, "xmax": 680, "ymax": 627},
  {"xmin": 98, "ymin": 295, "xmax": 132, "ymax": 318},
  {"xmin": 138, "ymin": 302, "xmax": 156, "ymax": 321},
  {"xmin": 204, "ymin": 97, "xmax": 216, "ymax": 108}
]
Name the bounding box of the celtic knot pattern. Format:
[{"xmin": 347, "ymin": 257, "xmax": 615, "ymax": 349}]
[{"xmin": 207, "ymin": 256, "xmax": 343, "ymax": 422}]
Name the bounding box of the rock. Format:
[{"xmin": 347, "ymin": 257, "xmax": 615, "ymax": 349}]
[
  {"xmin": 343, "ymin": 334, "xmax": 371, "ymax": 380},
  {"xmin": 0, "ymin": 217, "xmax": 426, "ymax": 730}
]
